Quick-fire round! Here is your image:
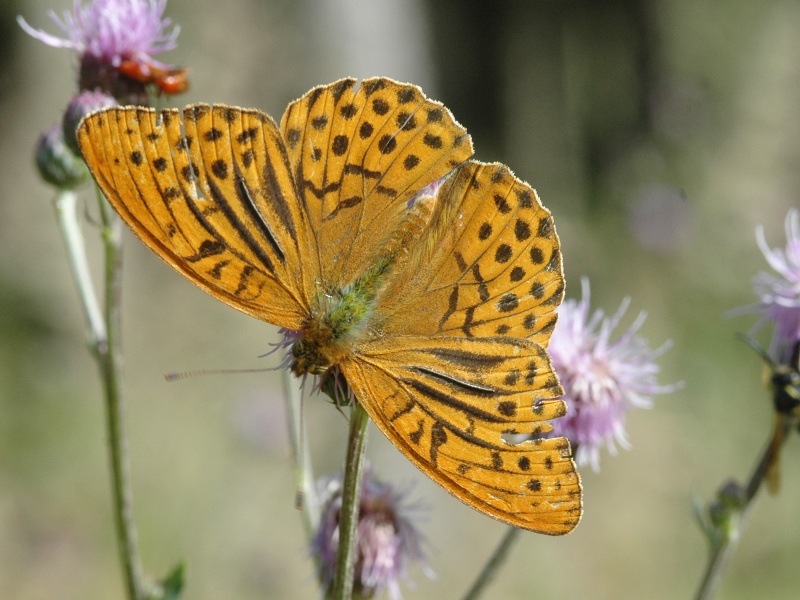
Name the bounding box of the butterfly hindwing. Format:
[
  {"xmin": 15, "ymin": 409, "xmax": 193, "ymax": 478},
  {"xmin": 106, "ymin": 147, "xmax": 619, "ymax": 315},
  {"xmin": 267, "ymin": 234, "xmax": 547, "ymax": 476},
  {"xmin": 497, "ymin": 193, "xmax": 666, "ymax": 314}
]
[
  {"xmin": 379, "ymin": 161, "xmax": 564, "ymax": 348},
  {"xmin": 343, "ymin": 335, "xmax": 581, "ymax": 534},
  {"xmin": 78, "ymin": 104, "xmax": 310, "ymax": 329},
  {"xmin": 355, "ymin": 158, "xmax": 581, "ymax": 532}
]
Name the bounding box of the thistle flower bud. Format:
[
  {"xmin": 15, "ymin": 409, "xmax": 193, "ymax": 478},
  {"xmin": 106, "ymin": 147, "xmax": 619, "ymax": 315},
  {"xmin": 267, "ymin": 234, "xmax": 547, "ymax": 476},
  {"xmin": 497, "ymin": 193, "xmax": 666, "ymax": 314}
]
[
  {"xmin": 35, "ymin": 124, "xmax": 87, "ymax": 189},
  {"xmin": 63, "ymin": 90, "xmax": 118, "ymax": 156}
]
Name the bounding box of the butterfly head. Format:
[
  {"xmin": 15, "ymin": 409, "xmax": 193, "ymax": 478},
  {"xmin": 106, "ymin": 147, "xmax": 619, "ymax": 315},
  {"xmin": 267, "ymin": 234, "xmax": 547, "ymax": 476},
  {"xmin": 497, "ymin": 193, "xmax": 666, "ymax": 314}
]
[
  {"xmin": 289, "ymin": 313, "xmax": 353, "ymax": 377},
  {"xmin": 290, "ymin": 337, "xmax": 333, "ymax": 376}
]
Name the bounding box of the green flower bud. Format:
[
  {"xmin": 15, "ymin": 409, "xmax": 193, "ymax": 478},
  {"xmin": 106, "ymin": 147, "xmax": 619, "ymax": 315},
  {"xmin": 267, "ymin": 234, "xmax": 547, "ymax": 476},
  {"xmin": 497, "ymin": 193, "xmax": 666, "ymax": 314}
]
[{"xmin": 35, "ymin": 124, "xmax": 87, "ymax": 189}]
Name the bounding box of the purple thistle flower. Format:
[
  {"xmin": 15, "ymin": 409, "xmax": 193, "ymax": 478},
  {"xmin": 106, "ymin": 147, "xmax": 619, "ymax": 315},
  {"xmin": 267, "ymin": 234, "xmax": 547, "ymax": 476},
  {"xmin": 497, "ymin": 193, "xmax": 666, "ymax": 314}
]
[
  {"xmin": 747, "ymin": 209, "xmax": 800, "ymax": 364},
  {"xmin": 18, "ymin": 0, "xmax": 179, "ymax": 68},
  {"xmin": 18, "ymin": 0, "xmax": 186, "ymax": 101},
  {"xmin": 312, "ymin": 470, "xmax": 428, "ymax": 600},
  {"xmin": 548, "ymin": 278, "xmax": 679, "ymax": 471}
]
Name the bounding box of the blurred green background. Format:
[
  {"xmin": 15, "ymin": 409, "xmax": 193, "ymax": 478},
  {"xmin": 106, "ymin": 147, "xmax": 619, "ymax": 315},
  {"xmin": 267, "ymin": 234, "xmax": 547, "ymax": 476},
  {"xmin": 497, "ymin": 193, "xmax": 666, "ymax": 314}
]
[{"xmin": 2, "ymin": 0, "xmax": 800, "ymax": 598}]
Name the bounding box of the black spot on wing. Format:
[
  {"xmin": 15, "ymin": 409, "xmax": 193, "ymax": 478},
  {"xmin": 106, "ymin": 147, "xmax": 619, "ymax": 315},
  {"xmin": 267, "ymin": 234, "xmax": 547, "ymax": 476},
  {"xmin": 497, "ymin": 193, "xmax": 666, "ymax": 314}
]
[{"xmin": 332, "ymin": 135, "xmax": 349, "ymax": 156}]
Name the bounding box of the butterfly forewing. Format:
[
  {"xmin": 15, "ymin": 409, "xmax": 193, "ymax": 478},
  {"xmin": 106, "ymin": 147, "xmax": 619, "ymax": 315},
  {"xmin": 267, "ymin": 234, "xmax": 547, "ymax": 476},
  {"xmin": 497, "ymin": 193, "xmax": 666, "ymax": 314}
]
[
  {"xmin": 280, "ymin": 77, "xmax": 473, "ymax": 288},
  {"xmin": 178, "ymin": 105, "xmax": 313, "ymax": 310},
  {"xmin": 379, "ymin": 161, "xmax": 564, "ymax": 347},
  {"xmin": 78, "ymin": 105, "xmax": 310, "ymax": 329},
  {"xmin": 342, "ymin": 336, "xmax": 581, "ymax": 534}
]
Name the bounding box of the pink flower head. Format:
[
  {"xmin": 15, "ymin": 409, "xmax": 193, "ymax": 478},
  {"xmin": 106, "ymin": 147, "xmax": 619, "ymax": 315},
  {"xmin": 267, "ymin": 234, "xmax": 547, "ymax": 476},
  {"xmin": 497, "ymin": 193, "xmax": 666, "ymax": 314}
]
[
  {"xmin": 18, "ymin": 0, "xmax": 179, "ymax": 68},
  {"xmin": 18, "ymin": 0, "xmax": 186, "ymax": 100},
  {"xmin": 749, "ymin": 209, "xmax": 800, "ymax": 364},
  {"xmin": 312, "ymin": 470, "xmax": 428, "ymax": 600},
  {"xmin": 548, "ymin": 278, "xmax": 679, "ymax": 471}
]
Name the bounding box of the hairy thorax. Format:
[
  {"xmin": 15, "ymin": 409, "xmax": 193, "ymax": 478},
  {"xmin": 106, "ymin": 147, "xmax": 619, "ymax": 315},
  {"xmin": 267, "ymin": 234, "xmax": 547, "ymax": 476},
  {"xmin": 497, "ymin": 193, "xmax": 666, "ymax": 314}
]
[
  {"xmin": 289, "ymin": 284, "xmax": 374, "ymax": 376},
  {"xmin": 290, "ymin": 193, "xmax": 436, "ymax": 376}
]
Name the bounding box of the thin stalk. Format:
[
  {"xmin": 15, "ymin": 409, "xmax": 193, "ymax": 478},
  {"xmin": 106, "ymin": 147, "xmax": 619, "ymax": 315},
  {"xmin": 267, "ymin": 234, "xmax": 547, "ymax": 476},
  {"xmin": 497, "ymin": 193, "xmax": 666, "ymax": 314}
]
[
  {"xmin": 87, "ymin": 188, "xmax": 148, "ymax": 600},
  {"xmin": 282, "ymin": 368, "xmax": 319, "ymax": 537},
  {"xmin": 694, "ymin": 417, "xmax": 793, "ymax": 600},
  {"xmin": 462, "ymin": 526, "xmax": 522, "ymax": 600},
  {"xmin": 55, "ymin": 187, "xmax": 150, "ymax": 598},
  {"xmin": 52, "ymin": 190, "xmax": 106, "ymax": 351},
  {"xmin": 330, "ymin": 401, "xmax": 370, "ymax": 600}
]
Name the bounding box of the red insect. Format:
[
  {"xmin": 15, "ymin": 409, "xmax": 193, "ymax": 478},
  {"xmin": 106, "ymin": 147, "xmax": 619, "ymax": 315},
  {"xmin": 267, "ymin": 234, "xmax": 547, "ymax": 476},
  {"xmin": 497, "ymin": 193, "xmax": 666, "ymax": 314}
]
[{"xmin": 118, "ymin": 60, "xmax": 189, "ymax": 95}]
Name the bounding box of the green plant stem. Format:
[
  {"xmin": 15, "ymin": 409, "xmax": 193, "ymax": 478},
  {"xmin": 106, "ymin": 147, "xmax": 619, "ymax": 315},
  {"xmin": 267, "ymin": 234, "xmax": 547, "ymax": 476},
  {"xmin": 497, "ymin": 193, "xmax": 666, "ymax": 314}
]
[
  {"xmin": 330, "ymin": 401, "xmax": 370, "ymax": 600},
  {"xmin": 462, "ymin": 526, "xmax": 522, "ymax": 600},
  {"xmin": 694, "ymin": 417, "xmax": 793, "ymax": 600},
  {"xmin": 56, "ymin": 187, "xmax": 148, "ymax": 599},
  {"xmin": 99, "ymin": 195, "xmax": 150, "ymax": 600},
  {"xmin": 53, "ymin": 190, "xmax": 106, "ymax": 349}
]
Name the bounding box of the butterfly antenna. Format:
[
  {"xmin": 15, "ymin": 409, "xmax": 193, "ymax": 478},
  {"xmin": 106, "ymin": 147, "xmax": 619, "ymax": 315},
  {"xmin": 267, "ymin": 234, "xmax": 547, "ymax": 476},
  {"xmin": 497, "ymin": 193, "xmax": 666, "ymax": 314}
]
[{"xmin": 164, "ymin": 367, "xmax": 274, "ymax": 381}]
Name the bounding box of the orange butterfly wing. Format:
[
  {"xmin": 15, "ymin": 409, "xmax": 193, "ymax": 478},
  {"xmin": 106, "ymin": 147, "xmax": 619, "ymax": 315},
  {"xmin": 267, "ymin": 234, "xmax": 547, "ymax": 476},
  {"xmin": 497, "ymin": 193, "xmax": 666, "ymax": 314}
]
[
  {"xmin": 379, "ymin": 161, "xmax": 564, "ymax": 346},
  {"xmin": 280, "ymin": 77, "xmax": 473, "ymax": 288},
  {"xmin": 342, "ymin": 161, "xmax": 581, "ymax": 534},
  {"xmin": 342, "ymin": 336, "xmax": 579, "ymax": 534},
  {"xmin": 78, "ymin": 104, "xmax": 312, "ymax": 329}
]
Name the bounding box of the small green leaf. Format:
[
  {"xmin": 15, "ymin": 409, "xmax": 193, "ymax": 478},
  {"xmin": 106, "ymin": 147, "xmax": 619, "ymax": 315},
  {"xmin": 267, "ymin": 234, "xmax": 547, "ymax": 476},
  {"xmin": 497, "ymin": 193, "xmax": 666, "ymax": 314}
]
[{"xmin": 148, "ymin": 563, "xmax": 185, "ymax": 600}]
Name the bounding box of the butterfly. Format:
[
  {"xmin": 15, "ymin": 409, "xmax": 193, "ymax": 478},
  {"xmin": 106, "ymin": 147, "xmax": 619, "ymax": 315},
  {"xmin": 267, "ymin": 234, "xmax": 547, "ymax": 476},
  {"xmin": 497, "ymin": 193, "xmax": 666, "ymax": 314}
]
[{"xmin": 77, "ymin": 77, "xmax": 582, "ymax": 534}]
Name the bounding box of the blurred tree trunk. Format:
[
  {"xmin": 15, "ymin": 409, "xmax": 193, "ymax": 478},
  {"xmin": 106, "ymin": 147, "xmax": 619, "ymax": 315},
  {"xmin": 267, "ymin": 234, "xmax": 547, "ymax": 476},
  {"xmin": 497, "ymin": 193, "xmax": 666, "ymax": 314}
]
[{"xmin": 427, "ymin": 0, "xmax": 660, "ymax": 215}]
